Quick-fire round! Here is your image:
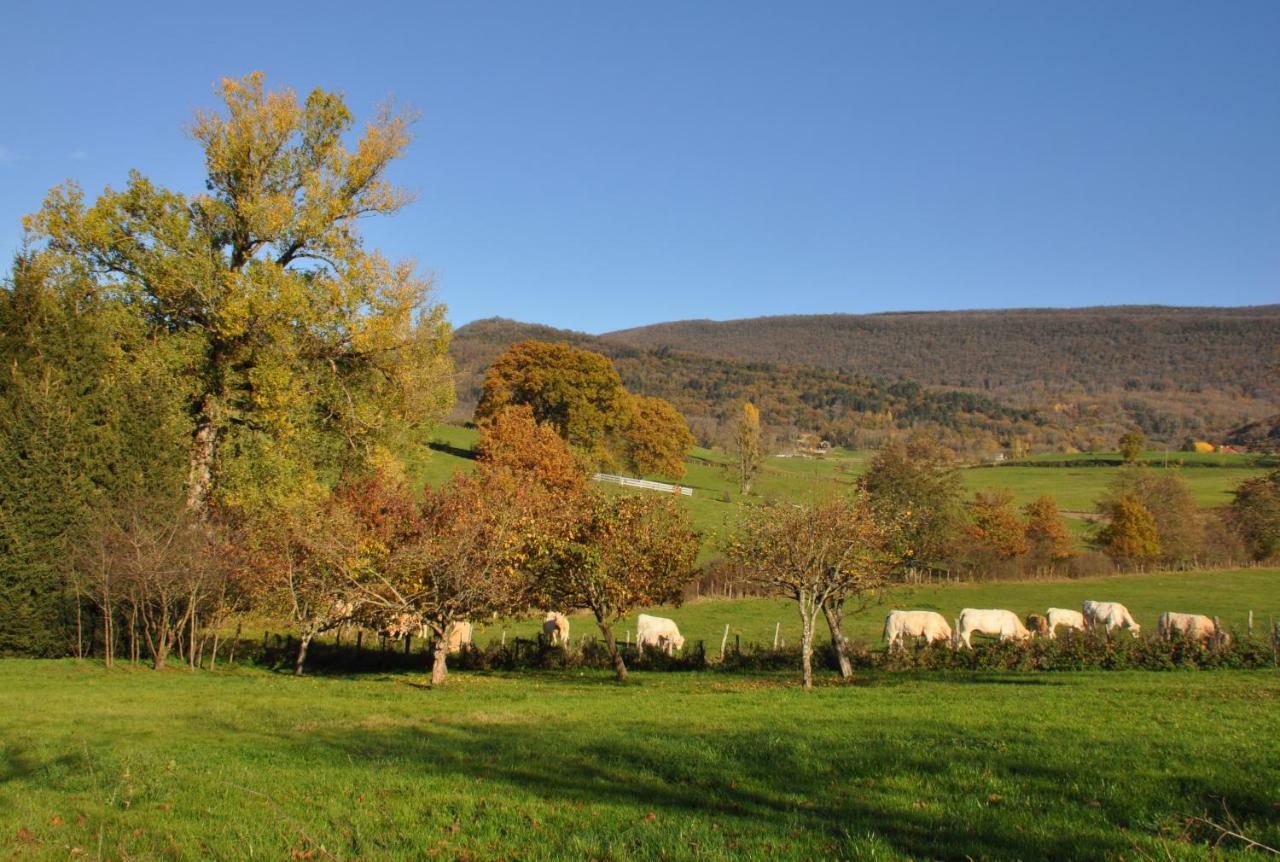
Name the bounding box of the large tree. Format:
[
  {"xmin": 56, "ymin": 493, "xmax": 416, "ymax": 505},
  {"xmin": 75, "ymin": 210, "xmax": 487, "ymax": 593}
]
[
  {"xmin": 1099, "ymin": 466, "xmax": 1203, "ymax": 565},
  {"xmin": 726, "ymin": 494, "xmax": 895, "ymax": 689},
  {"xmin": 475, "ymin": 340, "xmax": 628, "ymax": 463},
  {"xmin": 25, "ymin": 72, "xmax": 453, "ymax": 516},
  {"xmin": 621, "ymin": 394, "xmax": 695, "ymax": 480},
  {"xmin": 859, "ymin": 435, "xmax": 965, "ymax": 570},
  {"xmin": 1230, "ymin": 470, "xmax": 1280, "ymax": 561},
  {"xmin": 535, "ymin": 491, "xmax": 699, "ymax": 681},
  {"xmin": 735, "ymin": 402, "xmax": 762, "ymax": 495}
]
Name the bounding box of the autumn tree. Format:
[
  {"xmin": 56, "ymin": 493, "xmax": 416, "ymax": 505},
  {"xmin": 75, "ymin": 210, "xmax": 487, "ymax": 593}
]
[
  {"xmin": 621, "ymin": 394, "xmax": 695, "ymax": 480},
  {"xmin": 859, "ymin": 435, "xmax": 964, "ymax": 569},
  {"xmin": 1023, "ymin": 495, "xmax": 1075, "ymax": 567},
  {"xmin": 727, "ymin": 494, "xmax": 895, "ymax": 689},
  {"xmin": 475, "ymin": 341, "xmax": 628, "ymax": 464},
  {"xmin": 251, "ymin": 488, "xmax": 370, "ymax": 675},
  {"xmin": 1101, "ymin": 466, "xmax": 1203, "ymax": 565},
  {"xmin": 475, "ymin": 403, "xmax": 588, "ymax": 495},
  {"xmin": 346, "ymin": 471, "xmax": 537, "ymax": 685},
  {"xmin": 1119, "ymin": 431, "xmax": 1146, "ymax": 464},
  {"xmin": 535, "ymin": 491, "xmax": 699, "ymax": 681},
  {"xmin": 25, "ymin": 72, "xmax": 453, "ymax": 517},
  {"xmin": 1093, "ymin": 494, "xmax": 1160, "ymax": 568},
  {"xmin": 962, "ymin": 489, "xmax": 1029, "ymax": 569},
  {"xmin": 735, "ymin": 402, "xmax": 763, "ymax": 494},
  {"xmin": 1230, "ymin": 470, "xmax": 1280, "ymax": 561}
]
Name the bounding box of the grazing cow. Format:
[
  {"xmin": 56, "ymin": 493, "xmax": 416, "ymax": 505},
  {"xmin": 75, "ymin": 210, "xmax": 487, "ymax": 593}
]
[
  {"xmin": 445, "ymin": 620, "xmax": 473, "ymax": 653},
  {"xmin": 955, "ymin": 609, "xmax": 1031, "ymax": 649},
  {"xmin": 542, "ymin": 611, "xmax": 570, "ymax": 646},
  {"xmin": 882, "ymin": 610, "xmax": 952, "ymax": 651},
  {"xmin": 1082, "ymin": 601, "xmax": 1141, "ymax": 637},
  {"xmin": 636, "ymin": 614, "xmax": 685, "ymax": 655},
  {"xmin": 382, "ymin": 611, "xmax": 428, "ymax": 640},
  {"xmin": 1158, "ymin": 612, "xmax": 1223, "ymax": 643},
  {"xmin": 1025, "ymin": 613, "xmax": 1050, "ymax": 637},
  {"xmin": 1045, "ymin": 607, "xmax": 1086, "ymax": 638}
]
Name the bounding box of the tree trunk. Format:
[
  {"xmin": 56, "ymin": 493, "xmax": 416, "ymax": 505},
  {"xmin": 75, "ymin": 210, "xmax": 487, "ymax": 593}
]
[
  {"xmin": 601, "ymin": 621, "xmax": 629, "ymax": 681},
  {"xmin": 430, "ymin": 636, "xmax": 449, "ymax": 685},
  {"xmin": 821, "ymin": 600, "xmax": 854, "ymax": 681},
  {"xmin": 152, "ymin": 640, "xmax": 170, "ymax": 671},
  {"xmin": 798, "ymin": 597, "xmax": 817, "ymax": 691},
  {"xmin": 186, "ymin": 412, "xmax": 218, "ymax": 516},
  {"xmin": 294, "ymin": 633, "xmax": 312, "ymax": 676}
]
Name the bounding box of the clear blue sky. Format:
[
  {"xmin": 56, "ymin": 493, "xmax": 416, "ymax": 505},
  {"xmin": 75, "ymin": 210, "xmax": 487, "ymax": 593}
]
[{"xmin": 2, "ymin": 2, "xmax": 1277, "ymax": 332}]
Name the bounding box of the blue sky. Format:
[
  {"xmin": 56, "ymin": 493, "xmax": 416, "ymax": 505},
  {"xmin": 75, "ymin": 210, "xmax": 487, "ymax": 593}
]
[{"xmin": 1, "ymin": 1, "xmax": 1277, "ymax": 332}]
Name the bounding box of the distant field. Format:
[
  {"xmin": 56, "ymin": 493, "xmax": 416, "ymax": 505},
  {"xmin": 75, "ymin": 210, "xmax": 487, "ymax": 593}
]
[
  {"xmin": 3, "ymin": 661, "xmax": 1278, "ymax": 860},
  {"xmin": 476, "ymin": 567, "xmax": 1280, "ymax": 651},
  {"xmin": 406, "ymin": 426, "xmax": 1269, "ymax": 553}
]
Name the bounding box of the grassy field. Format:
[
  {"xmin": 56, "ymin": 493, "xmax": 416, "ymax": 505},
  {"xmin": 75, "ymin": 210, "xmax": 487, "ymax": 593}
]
[
  {"xmin": 2, "ymin": 661, "xmax": 1278, "ymax": 861},
  {"xmin": 472, "ymin": 567, "xmax": 1280, "ymax": 651},
  {"xmin": 406, "ymin": 426, "xmax": 1270, "ymax": 554}
]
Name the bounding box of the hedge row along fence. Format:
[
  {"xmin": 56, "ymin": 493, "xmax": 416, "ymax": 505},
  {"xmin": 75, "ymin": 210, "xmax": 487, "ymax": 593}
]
[{"xmin": 227, "ymin": 627, "xmax": 1280, "ymax": 675}]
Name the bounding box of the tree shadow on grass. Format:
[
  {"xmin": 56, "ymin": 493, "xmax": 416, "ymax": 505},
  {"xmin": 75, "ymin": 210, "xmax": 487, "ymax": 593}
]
[{"xmin": 231, "ymin": 710, "xmax": 1277, "ymax": 861}]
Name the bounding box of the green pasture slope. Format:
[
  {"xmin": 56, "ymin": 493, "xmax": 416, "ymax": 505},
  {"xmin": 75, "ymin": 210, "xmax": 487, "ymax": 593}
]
[
  {"xmin": 408, "ymin": 426, "xmax": 1270, "ymax": 551},
  {"xmin": 471, "ymin": 567, "xmax": 1280, "ymax": 650},
  {"xmin": 3, "ymin": 661, "xmax": 1278, "ymax": 860}
]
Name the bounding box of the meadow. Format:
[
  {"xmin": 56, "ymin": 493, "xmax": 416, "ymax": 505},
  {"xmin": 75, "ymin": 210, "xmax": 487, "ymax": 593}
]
[
  {"xmin": 410, "ymin": 424, "xmax": 1271, "ymax": 553},
  {"xmin": 2, "ymin": 661, "xmax": 1278, "ymax": 861},
  {"xmin": 473, "ymin": 567, "xmax": 1280, "ymax": 650}
]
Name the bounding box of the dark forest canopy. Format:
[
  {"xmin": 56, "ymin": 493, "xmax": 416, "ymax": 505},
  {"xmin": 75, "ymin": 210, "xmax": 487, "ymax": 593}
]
[{"xmin": 453, "ymin": 308, "xmax": 1278, "ymax": 453}]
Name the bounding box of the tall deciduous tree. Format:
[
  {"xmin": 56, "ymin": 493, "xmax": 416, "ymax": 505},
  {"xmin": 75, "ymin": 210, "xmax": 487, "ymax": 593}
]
[
  {"xmin": 1023, "ymin": 495, "xmax": 1075, "ymax": 566},
  {"xmin": 726, "ymin": 494, "xmax": 895, "ymax": 689},
  {"xmin": 962, "ymin": 489, "xmax": 1030, "ymax": 567},
  {"xmin": 1093, "ymin": 494, "xmax": 1160, "ymax": 568},
  {"xmin": 1100, "ymin": 466, "xmax": 1203, "ymax": 565},
  {"xmin": 621, "ymin": 394, "xmax": 695, "ymax": 480},
  {"xmin": 25, "ymin": 72, "xmax": 453, "ymax": 517},
  {"xmin": 859, "ymin": 435, "xmax": 964, "ymax": 570},
  {"xmin": 536, "ymin": 492, "xmax": 699, "ymax": 681},
  {"xmin": 475, "ymin": 404, "xmax": 588, "ymax": 495},
  {"xmin": 735, "ymin": 402, "xmax": 762, "ymax": 494},
  {"xmin": 1231, "ymin": 471, "xmax": 1280, "ymax": 561},
  {"xmin": 475, "ymin": 341, "xmax": 628, "ymax": 463},
  {"xmin": 1119, "ymin": 431, "xmax": 1145, "ymax": 464}
]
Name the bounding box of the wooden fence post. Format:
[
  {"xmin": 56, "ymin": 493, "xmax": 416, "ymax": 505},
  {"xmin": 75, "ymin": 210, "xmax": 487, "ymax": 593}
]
[
  {"xmin": 356, "ymin": 629, "xmax": 363, "ymax": 652},
  {"xmin": 404, "ymin": 635, "xmax": 412, "ymax": 656},
  {"xmin": 1248, "ymin": 610, "xmax": 1253, "ymax": 635},
  {"xmin": 720, "ymin": 624, "xmax": 730, "ymax": 661},
  {"xmin": 735, "ymin": 633, "xmax": 740, "ymax": 656},
  {"xmin": 773, "ymin": 622, "xmax": 780, "ymax": 650}
]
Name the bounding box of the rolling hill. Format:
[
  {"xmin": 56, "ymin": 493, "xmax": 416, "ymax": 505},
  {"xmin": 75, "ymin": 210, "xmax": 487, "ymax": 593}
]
[{"xmin": 452, "ymin": 306, "xmax": 1280, "ymax": 453}]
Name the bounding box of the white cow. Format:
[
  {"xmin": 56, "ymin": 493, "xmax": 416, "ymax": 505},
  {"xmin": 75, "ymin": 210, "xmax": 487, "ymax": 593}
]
[
  {"xmin": 883, "ymin": 610, "xmax": 952, "ymax": 651},
  {"xmin": 1158, "ymin": 612, "xmax": 1223, "ymax": 643},
  {"xmin": 542, "ymin": 611, "xmax": 570, "ymax": 646},
  {"xmin": 955, "ymin": 609, "xmax": 1031, "ymax": 649},
  {"xmin": 1045, "ymin": 607, "xmax": 1086, "ymax": 639},
  {"xmin": 445, "ymin": 620, "xmax": 473, "ymax": 653},
  {"xmin": 1082, "ymin": 601, "xmax": 1141, "ymax": 637},
  {"xmin": 636, "ymin": 614, "xmax": 685, "ymax": 655}
]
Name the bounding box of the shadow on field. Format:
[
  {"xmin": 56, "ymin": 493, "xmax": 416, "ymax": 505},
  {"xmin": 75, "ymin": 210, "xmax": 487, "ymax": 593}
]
[{"xmin": 236, "ymin": 712, "xmax": 1278, "ymax": 861}]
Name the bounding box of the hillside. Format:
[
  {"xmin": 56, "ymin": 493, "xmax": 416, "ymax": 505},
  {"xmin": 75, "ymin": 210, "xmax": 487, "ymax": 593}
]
[
  {"xmin": 452, "ymin": 307, "xmax": 1280, "ymax": 452},
  {"xmin": 604, "ymin": 306, "xmax": 1280, "ymax": 448},
  {"xmin": 603, "ymin": 306, "xmax": 1280, "ymax": 397},
  {"xmin": 451, "ymin": 318, "xmax": 1040, "ymax": 452}
]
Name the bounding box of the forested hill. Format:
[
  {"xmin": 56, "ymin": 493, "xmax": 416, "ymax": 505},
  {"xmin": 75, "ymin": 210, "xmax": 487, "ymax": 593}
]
[
  {"xmin": 451, "ymin": 318, "xmax": 1039, "ymax": 452},
  {"xmin": 453, "ymin": 307, "xmax": 1280, "ymax": 453},
  {"xmin": 603, "ymin": 306, "xmax": 1280, "ymax": 400}
]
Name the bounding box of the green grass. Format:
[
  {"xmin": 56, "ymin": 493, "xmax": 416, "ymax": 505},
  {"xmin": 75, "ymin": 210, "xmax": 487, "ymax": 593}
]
[
  {"xmin": 473, "ymin": 567, "xmax": 1280, "ymax": 651},
  {"xmin": 398, "ymin": 425, "xmax": 1271, "ymax": 559},
  {"xmin": 3, "ymin": 661, "xmax": 1279, "ymax": 860}
]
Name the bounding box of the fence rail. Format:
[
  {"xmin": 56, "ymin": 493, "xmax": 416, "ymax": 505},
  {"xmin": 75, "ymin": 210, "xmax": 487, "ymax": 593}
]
[{"xmin": 592, "ymin": 473, "xmax": 693, "ymax": 496}]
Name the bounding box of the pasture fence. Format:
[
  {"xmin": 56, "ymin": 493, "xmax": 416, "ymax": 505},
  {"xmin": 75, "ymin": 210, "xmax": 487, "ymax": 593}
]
[{"xmin": 592, "ymin": 473, "xmax": 693, "ymax": 496}]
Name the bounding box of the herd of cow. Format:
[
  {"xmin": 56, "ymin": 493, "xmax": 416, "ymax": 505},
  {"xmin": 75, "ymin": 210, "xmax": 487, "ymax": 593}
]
[
  {"xmin": 428, "ymin": 604, "xmax": 1227, "ymax": 657},
  {"xmin": 884, "ymin": 602, "xmax": 1229, "ymax": 651}
]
